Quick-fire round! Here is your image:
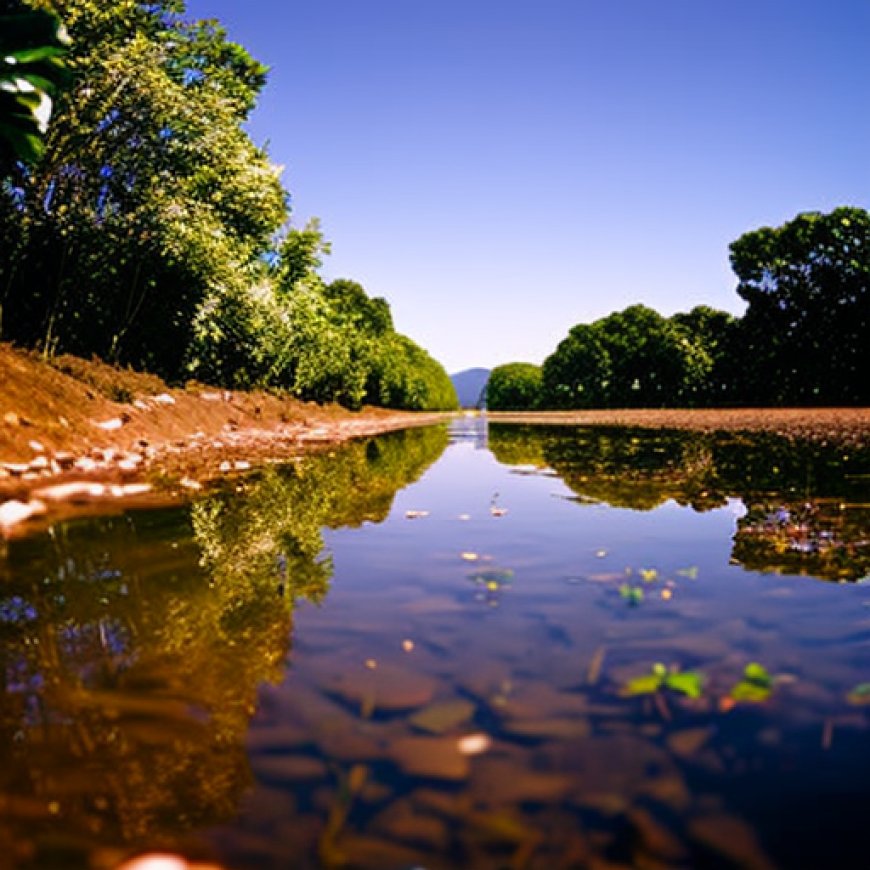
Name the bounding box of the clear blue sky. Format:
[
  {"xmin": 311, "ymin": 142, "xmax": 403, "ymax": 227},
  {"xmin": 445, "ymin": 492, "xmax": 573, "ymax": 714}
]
[{"xmin": 184, "ymin": 0, "xmax": 870, "ymax": 373}]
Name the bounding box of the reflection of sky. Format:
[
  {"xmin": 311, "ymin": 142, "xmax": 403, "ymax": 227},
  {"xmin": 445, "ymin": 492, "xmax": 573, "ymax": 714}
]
[{"xmin": 322, "ymin": 430, "xmax": 743, "ymax": 599}]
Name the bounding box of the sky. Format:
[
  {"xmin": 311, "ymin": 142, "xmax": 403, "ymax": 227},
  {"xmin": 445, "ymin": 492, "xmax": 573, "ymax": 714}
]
[{"xmin": 184, "ymin": 0, "xmax": 870, "ymax": 373}]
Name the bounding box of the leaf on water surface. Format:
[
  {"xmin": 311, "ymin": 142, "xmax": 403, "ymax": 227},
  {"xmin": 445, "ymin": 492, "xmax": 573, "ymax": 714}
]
[
  {"xmin": 469, "ymin": 568, "xmax": 514, "ymax": 587},
  {"xmin": 846, "ymin": 682, "xmax": 870, "ymax": 705},
  {"xmin": 677, "ymin": 566, "xmax": 699, "ymax": 580},
  {"xmin": 619, "ymin": 584, "xmax": 644, "ymax": 605},
  {"xmin": 664, "ymin": 671, "xmax": 704, "ymax": 699},
  {"xmin": 622, "ymin": 663, "xmax": 704, "ymax": 699},
  {"xmin": 729, "ymin": 663, "xmax": 774, "ymax": 703},
  {"xmin": 640, "ymin": 568, "xmax": 658, "ymax": 583}
]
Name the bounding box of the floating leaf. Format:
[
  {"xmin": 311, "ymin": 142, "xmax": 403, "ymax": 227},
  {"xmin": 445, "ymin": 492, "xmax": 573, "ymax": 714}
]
[
  {"xmin": 469, "ymin": 568, "xmax": 514, "ymax": 587},
  {"xmin": 622, "ymin": 662, "xmax": 704, "ymax": 699},
  {"xmin": 665, "ymin": 670, "xmax": 704, "ymax": 699},
  {"xmin": 619, "ymin": 584, "xmax": 644, "ymax": 605},
  {"xmin": 677, "ymin": 566, "xmax": 699, "ymax": 579},
  {"xmin": 729, "ymin": 662, "xmax": 774, "ymax": 703},
  {"xmin": 639, "ymin": 568, "xmax": 658, "ymax": 583},
  {"xmin": 846, "ymin": 683, "xmax": 870, "ymax": 706}
]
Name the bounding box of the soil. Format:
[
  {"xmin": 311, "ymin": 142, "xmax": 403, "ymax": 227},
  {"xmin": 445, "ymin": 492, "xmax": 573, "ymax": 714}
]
[{"xmin": 0, "ymin": 343, "xmax": 446, "ymax": 519}]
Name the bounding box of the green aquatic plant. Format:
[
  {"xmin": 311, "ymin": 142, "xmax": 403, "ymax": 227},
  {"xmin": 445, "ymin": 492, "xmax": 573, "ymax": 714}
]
[
  {"xmin": 619, "ymin": 583, "xmax": 645, "ymax": 605},
  {"xmin": 622, "ymin": 663, "xmax": 705, "ymax": 699},
  {"xmin": 729, "ymin": 663, "xmax": 774, "ymax": 703},
  {"xmin": 846, "ymin": 683, "xmax": 870, "ymax": 706}
]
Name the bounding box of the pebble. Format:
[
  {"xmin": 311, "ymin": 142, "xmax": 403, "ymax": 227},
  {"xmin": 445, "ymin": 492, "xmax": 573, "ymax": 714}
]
[
  {"xmin": 153, "ymin": 393, "xmax": 176, "ymax": 405},
  {"xmin": 409, "ymin": 699, "xmax": 476, "ymax": 734},
  {"xmin": 251, "ymin": 754, "xmax": 328, "ymax": 783},
  {"xmin": 390, "ymin": 736, "xmax": 470, "ymax": 780},
  {"xmin": 95, "ymin": 417, "xmax": 125, "ymax": 431},
  {"xmin": 317, "ymin": 662, "xmax": 438, "ymax": 712},
  {"xmin": 0, "ymin": 499, "xmax": 46, "ymax": 531}
]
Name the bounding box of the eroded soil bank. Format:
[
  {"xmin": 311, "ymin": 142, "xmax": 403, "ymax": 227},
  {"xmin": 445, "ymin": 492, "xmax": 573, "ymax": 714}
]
[{"xmin": 0, "ymin": 344, "xmax": 447, "ymax": 527}]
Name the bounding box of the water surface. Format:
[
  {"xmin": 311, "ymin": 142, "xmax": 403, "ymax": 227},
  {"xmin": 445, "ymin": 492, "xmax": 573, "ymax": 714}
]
[{"xmin": 1, "ymin": 420, "xmax": 869, "ymax": 869}]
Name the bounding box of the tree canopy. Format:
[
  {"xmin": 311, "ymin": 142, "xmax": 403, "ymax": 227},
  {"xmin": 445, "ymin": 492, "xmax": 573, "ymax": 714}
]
[
  {"xmin": 0, "ymin": 0, "xmax": 457, "ymax": 411},
  {"xmin": 730, "ymin": 207, "xmax": 870, "ymax": 405},
  {"xmin": 487, "ymin": 362, "xmax": 542, "ymax": 411}
]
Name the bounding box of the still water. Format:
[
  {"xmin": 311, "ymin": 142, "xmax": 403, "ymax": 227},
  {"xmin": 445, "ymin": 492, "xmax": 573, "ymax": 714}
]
[{"xmin": 1, "ymin": 419, "xmax": 869, "ymax": 869}]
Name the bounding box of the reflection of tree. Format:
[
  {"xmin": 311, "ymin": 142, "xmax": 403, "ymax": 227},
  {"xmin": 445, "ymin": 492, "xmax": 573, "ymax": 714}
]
[
  {"xmin": 0, "ymin": 425, "xmax": 448, "ymax": 865},
  {"xmin": 489, "ymin": 424, "xmax": 870, "ymax": 580},
  {"xmin": 733, "ymin": 500, "xmax": 870, "ymax": 581}
]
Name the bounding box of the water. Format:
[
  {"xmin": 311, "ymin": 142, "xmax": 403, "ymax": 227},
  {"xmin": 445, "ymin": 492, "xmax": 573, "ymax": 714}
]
[{"xmin": 1, "ymin": 419, "xmax": 869, "ymax": 869}]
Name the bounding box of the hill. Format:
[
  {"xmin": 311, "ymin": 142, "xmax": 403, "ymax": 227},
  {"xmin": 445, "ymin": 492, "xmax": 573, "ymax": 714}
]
[{"xmin": 450, "ymin": 368, "xmax": 490, "ymax": 408}]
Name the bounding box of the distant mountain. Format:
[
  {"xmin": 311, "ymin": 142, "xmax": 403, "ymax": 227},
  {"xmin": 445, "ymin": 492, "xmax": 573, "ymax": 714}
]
[{"xmin": 451, "ymin": 368, "xmax": 490, "ymax": 408}]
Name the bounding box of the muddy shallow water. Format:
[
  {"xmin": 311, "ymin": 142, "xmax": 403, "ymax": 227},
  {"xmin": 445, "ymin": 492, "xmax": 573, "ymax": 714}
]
[{"xmin": 1, "ymin": 419, "xmax": 869, "ymax": 869}]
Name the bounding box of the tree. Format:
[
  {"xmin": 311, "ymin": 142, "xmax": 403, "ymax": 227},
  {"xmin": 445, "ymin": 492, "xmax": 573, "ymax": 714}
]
[
  {"xmin": 0, "ymin": 5, "xmax": 69, "ymax": 169},
  {"xmin": 486, "ymin": 362, "xmax": 542, "ymax": 410},
  {"xmin": 594, "ymin": 304, "xmax": 694, "ymax": 407},
  {"xmin": 541, "ymin": 323, "xmax": 611, "ymax": 408},
  {"xmin": 0, "ymin": 0, "xmax": 286, "ymax": 378},
  {"xmin": 729, "ymin": 207, "xmax": 870, "ymax": 405},
  {"xmin": 669, "ymin": 305, "xmax": 739, "ymax": 406}
]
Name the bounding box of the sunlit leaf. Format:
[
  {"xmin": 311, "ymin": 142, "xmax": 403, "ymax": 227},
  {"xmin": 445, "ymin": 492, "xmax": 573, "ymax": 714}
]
[
  {"xmin": 664, "ymin": 670, "xmax": 704, "ymax": 699},
  {"xmin": 729, "ymin": 662, "xmax": 774, "ymax": 703}
]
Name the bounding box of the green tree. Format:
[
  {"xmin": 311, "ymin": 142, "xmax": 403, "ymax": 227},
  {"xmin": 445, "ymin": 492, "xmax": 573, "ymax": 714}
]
[
  {"xmin": 486, "ymin": 362, "xmax": 542, "ymax": 410},
  {"xmin": 594, "ymin": 304, "xmax": 694, "ymax": 408},
  {"xmin": 0, "ymin": 5, "xmax": 69, "ymax": 169},
  {"xmin": 0, "ymin": 0, "xmax": 286, "ymax": 378},
  {"xmin": 669, "ymin": 305, "xmax": 739, "ymax": 406},
  {"xmin": 541, "ymin": 323, "xmax": 611, "ymax": 408},
  {"xmin": 729, "ymin": 207, "xmax": 870, "ymax": 405}
]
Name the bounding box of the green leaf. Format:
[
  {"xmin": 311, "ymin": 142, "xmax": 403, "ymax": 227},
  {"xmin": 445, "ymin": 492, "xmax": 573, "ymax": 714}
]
[
  {"xmin": 623, "ymin": 673, "xmax": 664, "ymax": 696},
  {"xmin": 663, "ymin": 670, "xmax": 704, "ymax": 698},
  {"xmin": 846, "ymin": 683, "xmax": 870, "ymax": 706},
  {"xmin": 729, "ymin": 662, "xmax": 774, "ymax": 702}
]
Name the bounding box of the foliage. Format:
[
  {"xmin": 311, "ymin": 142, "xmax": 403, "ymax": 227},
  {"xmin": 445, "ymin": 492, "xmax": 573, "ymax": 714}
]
[
  {"xmin": 729, "ymin": 662, "xmax": 773, "ymax": 702},
  {"xmin": 730, "ymin": 207, "xmax": 870, "ymax": 406},
  {"xmin": 622, "ymin": 662, "xmax": 705, "ymax": 699},
  {"xmin": 0, "ymin": 6, "xmax": 69, "ymax": 168},
  {"xmin": 0, "ymin": 0, "xmax": 287, "ymax": 378},
  {"xmin": 486, "ymin": 362, "xmax": 543, "ymax": 410},
  {"xmin": 541, "ymin": 323, "xmax": 611, "ymax": 408}
]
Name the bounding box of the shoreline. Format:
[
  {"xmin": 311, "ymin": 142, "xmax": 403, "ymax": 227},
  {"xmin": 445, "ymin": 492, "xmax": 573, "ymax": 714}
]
[{"xmin": 486, "ymin": 407, "xmax": 870, "ymax": 445}]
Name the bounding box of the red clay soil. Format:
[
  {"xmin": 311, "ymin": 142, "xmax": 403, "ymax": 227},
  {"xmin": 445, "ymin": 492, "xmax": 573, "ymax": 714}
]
[{"xmin": 0, "ymin": 343, "xmax": 447, "ymax": 506}]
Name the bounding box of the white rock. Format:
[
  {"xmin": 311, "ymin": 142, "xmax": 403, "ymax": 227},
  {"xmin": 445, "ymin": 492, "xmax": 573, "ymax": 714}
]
[
  {"xmin": 110, "ymin": 483, "xmax": 151, "ymax": 497},
  {"xmin": 0, "ymin": 499, "xmax": 46, "ymax": 531},
  {"xmin": 96, "ymin": 418, "xmax": 124, "ymax": 431},
  {"xmin": 153, "ymin": 393, "xmax": 176, "ymax": 405},
  {"xmin": 34, "ymin": 482, "xmax": 106, "ymax": 502}
]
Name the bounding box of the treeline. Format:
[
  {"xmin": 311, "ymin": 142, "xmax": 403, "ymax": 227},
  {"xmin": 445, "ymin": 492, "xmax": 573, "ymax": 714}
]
[
  {"xmin": 488, "ymin": 206, "xmax": 870, "ymax": 410},
  {"xmin": 0, "ymin": 1, "xmax": 457, "ymax": 411}
]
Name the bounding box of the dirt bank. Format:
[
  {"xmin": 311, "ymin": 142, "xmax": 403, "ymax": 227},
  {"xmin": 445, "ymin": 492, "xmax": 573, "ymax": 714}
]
[
  {"xmin": 0, "ymin": 344, "xmax": 449, "ymax": 530},
  {"xmin": 487, "ymin": 407, "xmax": 870, "ymax": 445}
]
